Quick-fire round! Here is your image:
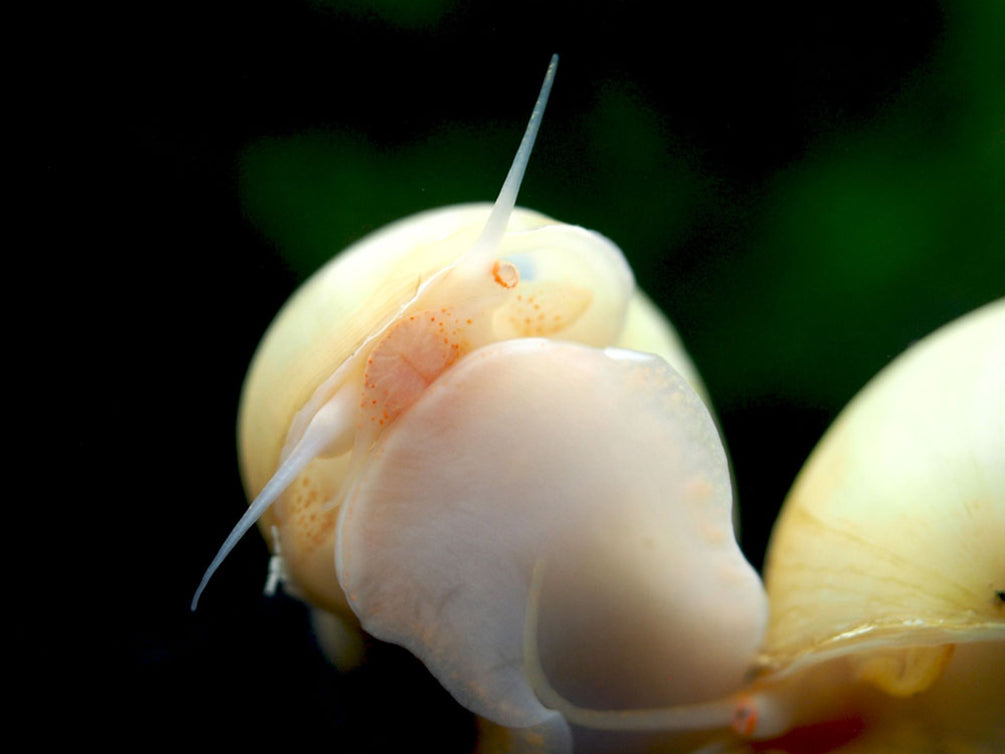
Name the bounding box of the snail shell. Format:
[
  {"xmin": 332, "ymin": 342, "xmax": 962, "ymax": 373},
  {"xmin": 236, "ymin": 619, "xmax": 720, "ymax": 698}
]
[
  {"xmin": 747, "ymin": 298, "xmax": 1005, "ymax": 751},
  {"xmin": 762, "ymin": 298, "xmax": 1005, "ymax": 672}
]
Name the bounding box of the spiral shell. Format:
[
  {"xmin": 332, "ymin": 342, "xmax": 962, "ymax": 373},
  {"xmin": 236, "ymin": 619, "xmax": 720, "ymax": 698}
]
[
  {"xmin": 744, "ymin": 299, "xmax": 1005, "ymax": 752},
  {"xmin": 762, "ymin": 299, "xmax": 1005, "ymax": 672}
]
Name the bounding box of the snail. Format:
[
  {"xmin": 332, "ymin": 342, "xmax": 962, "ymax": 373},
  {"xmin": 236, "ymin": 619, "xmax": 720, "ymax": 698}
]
[
  {"xmin": 194, "ymin": 53, "xmax": 757, "ymax": 742},
  {"xmin": 194, "ymin": 51, "xmax": 1005, "ymax": 753}
]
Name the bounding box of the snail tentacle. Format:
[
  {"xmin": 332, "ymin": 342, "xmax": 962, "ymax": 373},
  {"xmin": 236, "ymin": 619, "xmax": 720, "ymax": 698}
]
[
  {"xmin": 456, "ymin": 53, "xmax": 557, "ymax": 277},
  {"xmin": 191, "ymin": 382, "xmax": 358, "ymax": 609}
]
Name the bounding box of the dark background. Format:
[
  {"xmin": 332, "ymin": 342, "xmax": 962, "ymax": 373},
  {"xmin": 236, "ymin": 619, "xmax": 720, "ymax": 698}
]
[{"xmin": 37, "ymin": 0, "xmax": 1001, "ymax": 749}]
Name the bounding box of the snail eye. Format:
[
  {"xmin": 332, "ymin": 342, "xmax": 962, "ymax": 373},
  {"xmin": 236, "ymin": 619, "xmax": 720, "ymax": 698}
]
[{"xmin": 492, "ymin": 260, "xmax": 519, "ymax": 288}]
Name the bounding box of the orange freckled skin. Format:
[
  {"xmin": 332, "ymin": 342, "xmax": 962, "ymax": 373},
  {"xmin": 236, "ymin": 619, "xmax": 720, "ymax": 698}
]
[
  {"xmin": 267, "ymin": 464, "xmax": 347, "ymax": 615},
  {"xmin": 268, "ymin": 302, "xmax": 492, "ymax": 614},
  {"xmin": 360, "ymin": 308, "xmax": 475, "ymax": 435},
  {"xmin": 498, "ymin": 280, "xmax": 592, "ymax": 337},
  {"xmin": 283, "ymin": 473, "xmax": 332, "ymax": 550}
]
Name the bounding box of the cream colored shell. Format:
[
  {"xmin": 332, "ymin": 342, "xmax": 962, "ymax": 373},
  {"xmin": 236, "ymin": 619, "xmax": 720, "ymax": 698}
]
[{"xmin": 762, "ymin": 299, "xmax": 1005, "ymax": 674}]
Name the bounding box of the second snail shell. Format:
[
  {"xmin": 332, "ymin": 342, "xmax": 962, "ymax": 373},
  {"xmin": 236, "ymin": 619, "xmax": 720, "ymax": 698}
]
[{"xmin": 763, "ymin": 299, "xmax": 1005, "ymax": 674}]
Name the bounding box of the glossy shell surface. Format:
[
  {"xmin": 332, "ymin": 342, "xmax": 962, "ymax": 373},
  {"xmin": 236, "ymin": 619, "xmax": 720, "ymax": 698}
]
[{"xmin": 762, "ymin": 299, "xmax": 1005, "ymax": 673}]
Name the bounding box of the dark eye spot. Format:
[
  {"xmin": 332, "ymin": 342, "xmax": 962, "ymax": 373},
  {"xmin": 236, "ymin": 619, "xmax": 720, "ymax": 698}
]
[{"xmin": 995, "ymin": 590, "xmax": 1005, "ymax": 606}]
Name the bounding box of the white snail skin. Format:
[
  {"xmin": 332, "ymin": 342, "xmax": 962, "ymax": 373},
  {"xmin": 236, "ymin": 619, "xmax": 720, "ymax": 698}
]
[
  {"xmin": 195, "ymin": 56, "xmax": 770, "ymax": 753},
  {"xmin": 338, "ymin": 339, "xmax": 765, "ymax": 735}
]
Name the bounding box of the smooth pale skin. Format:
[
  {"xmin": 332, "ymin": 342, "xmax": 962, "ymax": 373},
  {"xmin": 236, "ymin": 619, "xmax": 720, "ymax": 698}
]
[{"xmin": 336, "ymin": 339, "xmax": 766, "ymax": 739}]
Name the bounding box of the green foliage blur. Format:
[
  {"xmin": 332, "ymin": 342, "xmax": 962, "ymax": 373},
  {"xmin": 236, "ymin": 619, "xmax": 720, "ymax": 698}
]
[{"xmin": 239, "ymin": 0, "xmax": 1001, "ymax": 416}]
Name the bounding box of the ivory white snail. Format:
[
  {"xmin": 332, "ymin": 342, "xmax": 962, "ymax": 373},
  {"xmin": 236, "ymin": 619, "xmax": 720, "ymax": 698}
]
[{"xmin": 194, "ymin": 53, "xmax": 1005, "ymax": 753}]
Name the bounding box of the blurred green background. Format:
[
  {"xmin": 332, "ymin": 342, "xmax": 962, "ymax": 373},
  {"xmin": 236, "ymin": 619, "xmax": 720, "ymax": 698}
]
[{"xmin": 63, "ymin": 0, "xmax": 1002, "ymax": 749}]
